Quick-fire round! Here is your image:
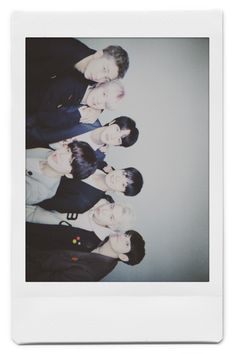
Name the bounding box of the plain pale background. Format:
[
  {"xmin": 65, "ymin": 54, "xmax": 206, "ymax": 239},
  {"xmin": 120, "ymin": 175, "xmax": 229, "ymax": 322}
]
[
  {"xmin": 79, "ymin": 37, "xmax": 209, "ymax": 282},
  {"xmin": 1, "ymin": 0, "xmax": 235, "ymax": 352}
]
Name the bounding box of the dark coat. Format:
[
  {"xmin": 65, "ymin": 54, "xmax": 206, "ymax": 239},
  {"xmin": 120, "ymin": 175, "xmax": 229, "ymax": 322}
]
[
  {"xmin": 26, "ymin": 222, "xmax": 101, "ymax": 252},
  {"xmin": 26, "ymin": 248, "xmax": 118, "ymax": 282},
  {"xmin": 27, "ymin": 116, "xmax": 101, "ymax": 147},
  {"xmin": 38, "ymin": 177, "xmax": 114, "ymax": 213},
  {"xmin": 26, "ymin": 118, "xmax": 106, "ymax": 167},
  {"xmin": 26, "ymin": 38, "xmax": 96, "ymax": 115},
  {"xmin": 26, "ymin": 38, "xmax": 95, "ymax": 83},
  {"xmin": 27, "ymin": 71, "xmax": 92, "ymax": 125}
]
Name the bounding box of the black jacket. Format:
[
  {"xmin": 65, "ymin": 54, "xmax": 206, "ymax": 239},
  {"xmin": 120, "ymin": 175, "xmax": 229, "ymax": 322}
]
[
  {"xmin": 26, "ymin": 38, "xmax": 96, "ymax": 115},
  {"xmin": 26, "ymin": 38, "xmax": 95, "ymax": 83},
  {"xmin": 26, "ymin": 248, "xmax": 118, "ymax": 282},
  {"xmin": 26, "ymin": 222, "xmax": 102, "ymax": 252},
  {"xmin": 38, "ymin": 177, "xmax": 114, "ymax": 213}
]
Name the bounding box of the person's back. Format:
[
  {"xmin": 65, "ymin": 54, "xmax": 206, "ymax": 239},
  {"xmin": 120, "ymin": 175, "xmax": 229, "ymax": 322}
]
[{"xmin": 26, "ymin": 38, "xmax": 96, "ymax": 81}]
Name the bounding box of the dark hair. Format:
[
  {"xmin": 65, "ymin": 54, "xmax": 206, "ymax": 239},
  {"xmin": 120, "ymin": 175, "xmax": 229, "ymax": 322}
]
[
  {"xmin": 103, "ymin": 45, "xmax": 129, "ymax": 79},
  {"xmin": 105, "ymin": 116, "xmax": 139, "ymax": 147},
  {"xmin": 68, "ymin": 141, "xmax": 97, "ymax": 179},
  {"xmin": 123, "ymin": 168, "xmax": 144, "ymax": 196},
  {"xmin": 123, "ymin": 230, "xmax": 145, "ymax": 265}
]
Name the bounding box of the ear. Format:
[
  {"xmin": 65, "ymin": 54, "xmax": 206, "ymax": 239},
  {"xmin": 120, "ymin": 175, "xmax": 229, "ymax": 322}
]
[
  {"xmin": 65, "ymin": 173, "xmax": 73, "ymax": 179},
  {"xmin": 118, "ymin": 254, "xmax": 129, "ymax": 262},
  {"xmin": 64, "ymin": 138, "xmax": 74, "ymax": 144},
  {"xmin": 94, "ymin": 50, "xmax": 103, "ymax": 59}
]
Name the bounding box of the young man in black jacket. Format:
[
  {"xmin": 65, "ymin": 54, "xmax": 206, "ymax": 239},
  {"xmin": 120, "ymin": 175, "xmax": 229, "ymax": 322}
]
[{"xmin": 26, "ymin": 230, "xmax": 145, "ymax": 282}]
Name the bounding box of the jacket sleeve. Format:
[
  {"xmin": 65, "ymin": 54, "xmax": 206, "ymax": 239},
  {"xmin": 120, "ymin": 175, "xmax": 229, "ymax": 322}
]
[
  {"xmin": 52, "ymin": 267, "xmax": 95, "ymax": 282},
  {"xmin": 95, "ymin": 150, "xmax": 106, "ymax": 170},
  {"xmin": 38, "ymin": 195, "xmax": 92, "ymax": 214},
  {"xmin": 36, "ymin": 108, "xmax": 81, "ymax": 129}
]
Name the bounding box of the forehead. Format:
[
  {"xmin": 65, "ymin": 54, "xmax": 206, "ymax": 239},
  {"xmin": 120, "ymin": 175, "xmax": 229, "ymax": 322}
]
[
  {"xmin": 102, "ymin": 55, "xmax": 118, "ymax": 69},
  {"xmin": 112, "ymin": 169, "xmax": 125, "ymax": 176},
  {"xmin": 118, "ymin": 233, "xmax": 131, "ymax": 244},
  {"xmin": 106, "ymin": 123, "xmax": 119, "ymax": 130},
  {"xmin": 113, "ymin": 204, "xmax": 124, "ymax": 218}
]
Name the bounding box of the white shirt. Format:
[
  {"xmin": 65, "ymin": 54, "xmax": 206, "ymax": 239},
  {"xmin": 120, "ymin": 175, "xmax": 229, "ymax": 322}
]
[
  {"xmin": 26, "ymin": 148, "xmax": 61, "ymax": 205},
  {"xmin": 49, "ymin": 130, "xmax": 102, "ymax": 151},
  {"xmin": 26, "ymin": 199, "xmax": 110, "ymax": 240}
]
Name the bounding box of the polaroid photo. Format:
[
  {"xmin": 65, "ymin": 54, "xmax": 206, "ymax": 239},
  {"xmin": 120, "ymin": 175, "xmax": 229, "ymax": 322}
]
[{"xmin": 11, "ymin": 11, "xmax": 223, "ymax": 343}]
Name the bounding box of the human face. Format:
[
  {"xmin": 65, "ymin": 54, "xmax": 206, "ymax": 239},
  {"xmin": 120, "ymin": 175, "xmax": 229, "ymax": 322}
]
[
  {"xmin": 109, "ymin": 233, "xmax": 131, "ymax": 255},
  {"xmin": 86, "ymin": 82, "xmax": 122, "ymax": 110},
  {"xmin": 93, "ymin": 202, "xmax": 126, "ymax": 229},
  {"xmin": 100, "ymin": 124, "xmax": 130, "ymax": 146},
  {"xmin": 47, "ymin": 146, "xmax": 73, "ymax": 175},
  {"xmin": 84, "ymin": 55, "xmax": 119, "ymax": 83},
  {"xmin": 105, "ymin": 170, "xmax": 129, "ymax": 193}
]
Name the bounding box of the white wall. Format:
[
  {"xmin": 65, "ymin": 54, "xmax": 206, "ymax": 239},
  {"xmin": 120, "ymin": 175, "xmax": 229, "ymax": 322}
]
[{"xmin": 80, "ymin": 38, "xmax": 209, "ymax": 281}]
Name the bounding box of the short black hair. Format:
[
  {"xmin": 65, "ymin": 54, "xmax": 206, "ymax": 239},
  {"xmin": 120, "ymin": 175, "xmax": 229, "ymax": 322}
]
[
  {"xmin": 123, "ymin": 230, "xmax": 145, "ymax": 265},
  {"xmin": 103, "ymin": 45, "xmax": 129, "ymax": 79},
  {"xmin": 68, "ymin": 141, "xmax": 97, "ymax": 179},
  {"xmin": 123, "ymin": 168, "xmax": 144, "ymax": 196},
  {"xmin": 105, "ymin": 116, "xmax": 139, "ymax": 147}
]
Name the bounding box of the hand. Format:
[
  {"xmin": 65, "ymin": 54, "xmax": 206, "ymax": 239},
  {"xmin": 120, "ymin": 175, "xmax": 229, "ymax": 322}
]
[
  {"xmin": 99, "ymin": 145, "xmax": 109, "ymax": 153},
  {"xmin": 103, "ymin": 165, "xmax": 114, "ymax": 173},
  {"xmin": 79, "ymin": 106, "xmax": 101, "ymax": 124}
]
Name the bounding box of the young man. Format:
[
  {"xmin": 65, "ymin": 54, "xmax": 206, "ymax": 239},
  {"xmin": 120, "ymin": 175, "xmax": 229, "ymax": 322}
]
[
  {"xmin": 26, "ymin": 199, "xmax": 134, "ymax": 240},
  {"xmin": 27, "ymin": 116, "xmax": 139, "ymax": 162},
  {"xmin": 38, "ymin": 166, "xmax": 144, "ymax": 213},
  {"xmin": 26, "ymin": 230, "xmax": 145, "ymax": 282},
  {"xmin": 26, "ymin": 38, "xmax": 129, "ymax": 84},
  {"xmin": 26, "ymin": 141, "xmax": 97, "ymax": 205},
  {"xmin": 27, "ymin": 68, "xmax": 125, "ymax": 122},
  {"xmin": 50, "ymin": 116, "xmax": 139, "ymax": 150}
]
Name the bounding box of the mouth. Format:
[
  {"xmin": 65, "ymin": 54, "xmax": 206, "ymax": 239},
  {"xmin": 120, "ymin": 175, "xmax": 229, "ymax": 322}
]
[{"xmin": 52, "ymin": 152, "xmax": 58, "ymax": 163}]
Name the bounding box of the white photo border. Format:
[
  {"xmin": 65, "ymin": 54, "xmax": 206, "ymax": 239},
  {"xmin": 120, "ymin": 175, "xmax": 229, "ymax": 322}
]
[{"xmin": 11, "ymin": 11, "xmax": 223, "ymax": 343}]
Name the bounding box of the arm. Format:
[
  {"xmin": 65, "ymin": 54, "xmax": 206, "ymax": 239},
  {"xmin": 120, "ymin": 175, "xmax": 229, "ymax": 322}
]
[
  {"xmin": 38, "ymin": 195, "xmax": 92, "ymax": 214},
  {"xmin": 26, "ymin": 178, "xmax": 50, "ymax": 205},
  {"xmin": 36, "ymin": 108, "xmax": 81, "ymax": 129}
]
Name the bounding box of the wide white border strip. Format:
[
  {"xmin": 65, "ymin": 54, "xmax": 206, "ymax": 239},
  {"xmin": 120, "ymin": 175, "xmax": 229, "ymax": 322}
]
[{"xmin": 11, "ymin": 11, "xmax": 223, "ymax": 343}]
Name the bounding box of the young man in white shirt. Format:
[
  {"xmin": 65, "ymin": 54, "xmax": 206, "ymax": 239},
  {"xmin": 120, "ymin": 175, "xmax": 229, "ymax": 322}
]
[{"xmin": 26, "ymin": 199, "xmax": 134, "ymax": 241}]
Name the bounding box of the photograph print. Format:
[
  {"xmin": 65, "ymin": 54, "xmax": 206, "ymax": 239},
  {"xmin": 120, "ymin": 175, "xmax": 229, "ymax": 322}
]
[{"xmin": 25, "ymin": 37, "xmax": 209, "ymax": 282}]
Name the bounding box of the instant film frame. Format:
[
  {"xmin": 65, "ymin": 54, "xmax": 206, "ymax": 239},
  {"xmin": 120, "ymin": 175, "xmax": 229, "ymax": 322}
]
[{"xmin": 11, "ymin": 11, "xmax": 223, "ymax": 343}]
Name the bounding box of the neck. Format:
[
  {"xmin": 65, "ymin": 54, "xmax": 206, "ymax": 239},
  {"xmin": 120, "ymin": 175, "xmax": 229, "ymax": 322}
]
[
  {"xmin": 92, "ymin": 173, "xmax": 109, "ymax": 191},
  {"xmin": 39, "ymin": 161, "xmax": 63, "ymax": 179},
  {"xmin": 81, "ymin": 86, "xmax": 93, "ymax": 105},
  {"xmin": 90, "ymin": 127, "xmax": 106, "ymax": 145},
  {"xmin": 93, "ymin": 239, "xmax": 118, "ymax": 259},
  {"xmin": 74, "ymin": 53, "xmax": 95, "ymax": 74}
]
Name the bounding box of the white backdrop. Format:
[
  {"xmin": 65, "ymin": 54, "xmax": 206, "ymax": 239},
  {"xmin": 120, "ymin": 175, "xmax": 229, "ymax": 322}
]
[{"xmin": 79, "ymin": 37, "xmax": 209, "ymax": 282}]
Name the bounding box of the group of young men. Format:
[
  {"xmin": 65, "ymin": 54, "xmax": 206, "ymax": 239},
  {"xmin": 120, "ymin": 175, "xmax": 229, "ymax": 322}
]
[{"xmin": 26, "ymin": 38, "xmax": 146, "ymax": 282}]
